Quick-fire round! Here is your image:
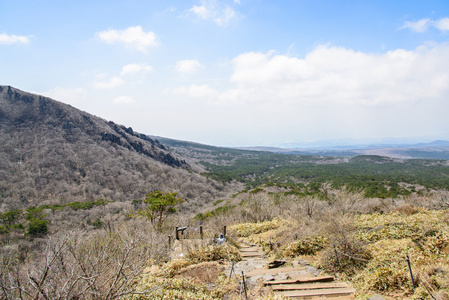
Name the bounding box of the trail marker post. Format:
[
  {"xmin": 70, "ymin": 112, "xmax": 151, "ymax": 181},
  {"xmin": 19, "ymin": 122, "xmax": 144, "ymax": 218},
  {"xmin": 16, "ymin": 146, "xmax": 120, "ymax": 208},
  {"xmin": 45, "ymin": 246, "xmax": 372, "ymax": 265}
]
[{"xmin": 406, "ymin": 255, "xmax": 416, "ymax": 293}]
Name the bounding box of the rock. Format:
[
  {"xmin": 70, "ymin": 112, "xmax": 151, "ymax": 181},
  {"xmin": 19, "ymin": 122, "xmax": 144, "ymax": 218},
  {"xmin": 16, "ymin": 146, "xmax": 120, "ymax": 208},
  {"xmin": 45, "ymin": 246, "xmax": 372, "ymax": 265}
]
[
  {"xmin": 268, "ymin": 260, "xmax": 287, "ymax": 269},
  {"xmin": 368, "ymin": 294, "xmax": 386, "ymax": 300},
  {"xmin": 305, "ymin": 265, "xmax": 321, "ymax": 276},
  {"xmin": 298, "ymin": 258, "xmax": 321, "ymax": 276},
  {"xmin": 288, "ymin": 270, "xmax": 308, "ymax": 277},
  {"xmin": 298, "ymin": 258, "xmax": 311, "ymax": 266},
  {"xmin": 246, "ymin": 274, "xmax": 275, "ymax": 288},
  {"xmin": 274, "ymin": 273, "xmax": 290, "ymax": 280}
]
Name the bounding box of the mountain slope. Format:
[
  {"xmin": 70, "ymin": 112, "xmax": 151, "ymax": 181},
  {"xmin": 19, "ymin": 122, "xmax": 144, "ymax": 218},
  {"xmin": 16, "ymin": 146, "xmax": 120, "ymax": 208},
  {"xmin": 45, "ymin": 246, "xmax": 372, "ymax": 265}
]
[{"xmin": 0, "ymin": 86, "xmax": 237, "ymax": 211}]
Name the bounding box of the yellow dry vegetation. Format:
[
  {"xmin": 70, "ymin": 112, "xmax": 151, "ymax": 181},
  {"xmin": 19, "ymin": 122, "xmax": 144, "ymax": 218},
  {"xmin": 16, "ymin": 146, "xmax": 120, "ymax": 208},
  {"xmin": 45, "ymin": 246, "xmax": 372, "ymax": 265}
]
[
  {"xmin": 351, "ymin": 208, "xmax": 449, "ymax": 298},
  {"xmin": 126, "ymin": 244, "xmax": 241, "ymax": 299},
  {"xmin": 186, "ymin": 244, "xmax": 242, "ymax": 264},
  {"xmin": 230, "ymin": 218, "xmax": 292, "ymax": 237},
  {"xmin": 229, "ymin": 208, "xmax": 449, "ymax": 299},
  {"xmin": 281, "ymin": 235, "xmax": 329, "ymax": 257},
  {"xmin": 127, "ymin": 273, "xmax": 230, "ymax": 299},
  {"xmin": 126, "ymin": 205, "xmax": 449, "ymax": 299}
]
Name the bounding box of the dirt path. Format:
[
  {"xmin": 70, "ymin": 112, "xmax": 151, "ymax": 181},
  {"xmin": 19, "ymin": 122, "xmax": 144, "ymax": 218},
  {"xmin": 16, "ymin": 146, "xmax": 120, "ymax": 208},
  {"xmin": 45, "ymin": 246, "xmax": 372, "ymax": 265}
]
[{"xmin": 229, "ymin": 240, "xmax": 355, "ymax": 299}]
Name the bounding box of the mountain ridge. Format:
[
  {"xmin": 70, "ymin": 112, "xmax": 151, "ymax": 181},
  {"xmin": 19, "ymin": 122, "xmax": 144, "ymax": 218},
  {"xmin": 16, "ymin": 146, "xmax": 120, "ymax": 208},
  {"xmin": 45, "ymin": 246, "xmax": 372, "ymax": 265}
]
[{"xmin": 0, "ymin": 86, "xmax": 236, "ymax": 211}]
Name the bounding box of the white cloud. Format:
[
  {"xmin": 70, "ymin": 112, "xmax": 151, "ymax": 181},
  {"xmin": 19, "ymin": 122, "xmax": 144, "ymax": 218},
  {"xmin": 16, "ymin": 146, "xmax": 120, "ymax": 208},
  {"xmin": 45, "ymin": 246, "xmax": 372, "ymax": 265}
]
[
  {"xmin": 41, "ymin": 87, "xmax": 87, "ymax": 106},
  {"xmin": 121, "ymin": 63, "xmax": 153, "ymax": 76},
  {"xmin": 173, "ymin": 44, "xmax": 449, "ymax": 111},
  {"xmin": 434, "ymin": 17, "xmax": 449, "ymax": 32},
  {"xmin": 227, "ymin": 45, "xmax": 449, "ymax": 107},
  {"xmin": 402, "ymin": 17, "xmax": 449, "ymax": 33},
  {"xmin": 190, "ymin": 5, "xmax": 211, "ymax": 19},
  {"xmin": 113, "ymin": 96, "xmax": 136, "ymax": 104},
  {"xmin": 401, "ymin": 19, "xmax": 431, "ymax": 32},
  {"xmin": 0, "ymin": 33, "xmax": 31, "ymax": 45},
  {"xmin": 93, "ymin": 76, "xmax": 124, "ymax": 89},
  {"xmin": 175, "ymin": 59, "xmax": 203, "ymax": 73},
  {"xmin": 215, "ymin": 6, "xmax": 236, "ymax": 26},
  {"xmin": 168, "ymin": 44, "xmax": 449, "ymax": 143},
  {"xmin": 97, "ymin": 26, "xmax": 157, "ymax": 52},
  {"xmin": 189, "ymin": 0, "xmax": 237, "ymax": 26}
]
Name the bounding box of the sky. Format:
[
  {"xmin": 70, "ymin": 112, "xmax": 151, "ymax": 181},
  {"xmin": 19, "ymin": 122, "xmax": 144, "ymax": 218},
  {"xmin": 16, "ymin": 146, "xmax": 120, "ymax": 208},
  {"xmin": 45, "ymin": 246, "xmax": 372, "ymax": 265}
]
[{"xmin": 1, "ymin": 0, "xmax": 449, "ymax": 147}]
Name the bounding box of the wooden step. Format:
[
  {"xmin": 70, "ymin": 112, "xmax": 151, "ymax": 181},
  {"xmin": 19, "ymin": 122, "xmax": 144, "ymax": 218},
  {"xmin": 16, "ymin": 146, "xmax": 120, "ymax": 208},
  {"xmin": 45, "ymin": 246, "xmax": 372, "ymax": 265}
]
[
  {"xmin": 264, "ymin": 276, "xmax": 334, "ymax": 286},
  {"xmin": 241, "ymin": 253, "xmax": 264, "ymax": 257},
  {"xmin": 240, "ymin": 247, "xmax": 262, "ymax": 252},
  {"xmin": 271, "ymin": 282, "xmax": 349, "ymax": 291},
  {"xmin": 240, "ymin": 250, "xmax": 263, "ymax": 255},
  {"xmin": 275, "ymin": 287, "xmax": 355, "ymax": 298},
  {"xmin": 313, "ymin": 296, "xmax": 354, "ymax": 300}
]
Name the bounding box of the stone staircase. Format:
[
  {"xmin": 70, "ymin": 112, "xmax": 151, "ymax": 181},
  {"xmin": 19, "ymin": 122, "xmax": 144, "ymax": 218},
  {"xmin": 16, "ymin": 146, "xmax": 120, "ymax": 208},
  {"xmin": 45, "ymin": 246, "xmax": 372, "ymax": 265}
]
[{"xmin": 234, "ymin": 241, "xmax": 355, "ymax": 299}]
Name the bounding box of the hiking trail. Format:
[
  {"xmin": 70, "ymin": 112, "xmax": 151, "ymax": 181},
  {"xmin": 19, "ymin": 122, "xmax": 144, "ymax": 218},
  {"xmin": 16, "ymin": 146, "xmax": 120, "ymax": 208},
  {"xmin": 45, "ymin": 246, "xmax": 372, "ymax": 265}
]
[{"xmin": 229, "ymin": 239, "xmax": 355, "ymax": 299}]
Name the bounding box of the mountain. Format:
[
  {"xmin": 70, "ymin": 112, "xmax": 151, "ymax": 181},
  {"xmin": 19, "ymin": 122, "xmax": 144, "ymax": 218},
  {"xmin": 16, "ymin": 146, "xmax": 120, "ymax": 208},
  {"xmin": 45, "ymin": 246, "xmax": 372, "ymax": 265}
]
[{"xmin": 0, "ymin": 86, "xmax": 237, "ymax": 211}]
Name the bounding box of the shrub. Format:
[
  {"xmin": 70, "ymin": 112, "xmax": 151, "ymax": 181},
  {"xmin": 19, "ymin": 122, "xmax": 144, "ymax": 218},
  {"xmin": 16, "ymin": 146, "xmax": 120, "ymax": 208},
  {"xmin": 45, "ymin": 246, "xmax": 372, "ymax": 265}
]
[
  {"xmin": 281, "ymin": 235, "xmax": 329, "ymax": 257},
  {"xmin": 0, "ymin": 225, "xmax": 8, "ymax": 235},
  {"xmin": 230, "ymin": 218, "xmax": 283, "ymax": 237},
  {"xmin": 127, "ymin": 274, "xmax": 222, "ymax": 299},
  {"xmin": 319, "ymin": 242, "xmax": 372, "ymax": 276},
  {"xmin": 92, "ymin": 218, "xmax": 103, "ymax": 228},
  {"xmin": 27, "ymin": 218, "xmax": 48, "ymax": 236},
  {"xmin": 186, "ymin": 244, "xmax": 241, "ymax": 264},
  {"xmin": 319, "ymin": 217, "xmax": 372, "ymax": 276},
  {"xmin": 1, "ymin": 220, "xmax": 168, "ymax": 299},
  {"xmin": 212, "ymin": 199, "xmax": 224, "ymax": 206},
  {"xmin": 194, "ymin": 205, "xmax": 235, "ymax": 221}
]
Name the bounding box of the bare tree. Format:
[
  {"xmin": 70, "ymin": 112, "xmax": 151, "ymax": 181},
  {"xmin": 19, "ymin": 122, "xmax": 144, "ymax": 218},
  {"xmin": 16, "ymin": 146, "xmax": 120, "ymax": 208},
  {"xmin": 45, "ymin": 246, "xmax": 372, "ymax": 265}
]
[{"xmin": 0, "ymin": 220, "xmax": 167, "ymax": 299}]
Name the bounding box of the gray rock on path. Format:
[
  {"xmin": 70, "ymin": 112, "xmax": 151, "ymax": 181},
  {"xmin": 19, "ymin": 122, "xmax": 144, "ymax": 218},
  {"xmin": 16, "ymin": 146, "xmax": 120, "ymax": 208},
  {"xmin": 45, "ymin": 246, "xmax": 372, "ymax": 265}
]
[{"xmin": 298, "ymin": 259, "xmax": 321, "ymax": 276}]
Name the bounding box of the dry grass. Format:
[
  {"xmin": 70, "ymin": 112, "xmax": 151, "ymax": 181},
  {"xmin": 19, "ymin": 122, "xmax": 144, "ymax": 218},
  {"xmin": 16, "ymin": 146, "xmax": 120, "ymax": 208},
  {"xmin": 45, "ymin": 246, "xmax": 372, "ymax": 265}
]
[
  {"xmin": 224, "ymin": 189, "xmax": 449, "ymax": 299},
  {"xmin": 230, "ymin": 218, "xmax": 290, "ymax": 237},
  {"xmin": 281, "ymin": 235, "xmax": 329, "ymax": 257},
  {"xmin": 127, "ymin": 241, "xmax": 243, "ymax": 299},
  {"xmin": 186, "ymin": 243, "xmax": 242, "ymax": 264},
  {"xmin": 349, "ymin": 209, "xmax": 449, "ymax": 298}
]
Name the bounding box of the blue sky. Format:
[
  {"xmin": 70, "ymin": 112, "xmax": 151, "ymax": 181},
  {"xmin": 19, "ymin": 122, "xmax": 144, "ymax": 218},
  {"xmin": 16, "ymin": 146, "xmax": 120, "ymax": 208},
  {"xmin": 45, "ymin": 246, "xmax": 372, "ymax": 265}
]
[{"xmin": 1, "ymin": 0, "xmax": 449, "ymax": 147}]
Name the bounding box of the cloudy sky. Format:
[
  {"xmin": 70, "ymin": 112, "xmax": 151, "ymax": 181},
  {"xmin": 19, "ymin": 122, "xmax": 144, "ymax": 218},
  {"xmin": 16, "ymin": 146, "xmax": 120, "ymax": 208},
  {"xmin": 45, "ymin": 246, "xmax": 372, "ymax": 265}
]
[{"xmin": 1, "ymin": 0, "xmax": 449, "ymax": 147}]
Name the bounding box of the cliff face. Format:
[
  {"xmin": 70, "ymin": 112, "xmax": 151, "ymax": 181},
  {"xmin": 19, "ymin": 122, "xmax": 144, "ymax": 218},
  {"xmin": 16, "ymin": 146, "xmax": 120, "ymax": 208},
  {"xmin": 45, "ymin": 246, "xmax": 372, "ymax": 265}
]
[
  {"xmin": 0, "ymin": 86, "xmax": 229, "ymax": 211},
  {"xmin": 0, "ymin": 85, "xmax": 186, "ymax": 168}
]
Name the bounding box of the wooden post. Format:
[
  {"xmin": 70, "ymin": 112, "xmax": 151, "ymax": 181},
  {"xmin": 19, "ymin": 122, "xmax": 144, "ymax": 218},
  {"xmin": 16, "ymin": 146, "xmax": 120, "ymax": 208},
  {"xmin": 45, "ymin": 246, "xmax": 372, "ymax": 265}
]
[
  {"xmin": 181, "ymin": 230, "xmax": 184, "ymax": 254},
  {"xmin": 333, "ymin": 244, "xmax": 340, "ymax": 267},
  {"xmin": 406, "ymin": 255, "xmax": 416, "ymax": 293},
  {"xmin": 223, "ymin": 225, "xmax": 227, "ymax": 237},
  {"xmin": 229, "ymin": 261, "xmax": 235, "ymax": 278},
  {"xmin": 168, "ymin": 235, "xmax": 171, "ymax": 252},
  {"xmin": 175, "ymin": 227, "xmax": 179, "ymax": 240},
  {"xmin": 200, "ymin": 225, "xmax": 203, "ymax": 239},
  {"xmin": 242, "ymin": 271, "xmax": 248, "ymax": 300}
]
